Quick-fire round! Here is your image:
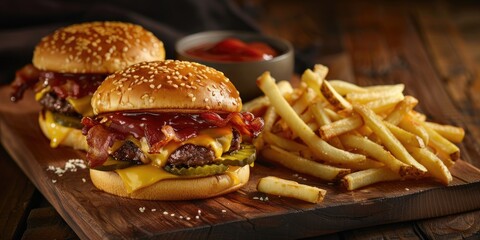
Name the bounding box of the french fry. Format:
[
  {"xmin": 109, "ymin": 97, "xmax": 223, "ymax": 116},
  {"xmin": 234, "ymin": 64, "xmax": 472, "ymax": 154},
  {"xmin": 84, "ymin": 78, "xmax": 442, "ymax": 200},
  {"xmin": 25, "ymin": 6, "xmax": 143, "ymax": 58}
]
[
  {"xmin": 399, "ymin": 115, "xmax": 430, "ymax": 145},
  {"xmin": 262, "ymin": 146, "xmax": 350, "ymax": 181},
  {"xmin": 405, "ymin": 145, "xmax": 452, "ymax": 185},
  {"xmin": 363, "ymin": 84, "xmax": 405, "ymax": 92},
  {"xmin": 409, "ymin": 110, "xmax": 427, "ymax": 122},
  {"xmin": 329, "ymin": 80, "xmax": 366, "ymax": 95},
  {"xmin": 263, "ymin": 132, "xmax": 308, "ymax": 152},
  {"xmin": 365, "ymin": 93, "xmax": 404, "ymax": 114},
  {"xmin": 242, "ymin": 81, "xmax": 294, "ymax": 114},
  {"xmin": 310, "ymin": 102, "xmax": 331, "ymax": 126},
  {"xmin": 342, "ymin": 167, "xmax": 401, "ymax": 191},
  {"xmin": 384, "ymin": 96, "xmax": 419, "ymax": 125},
  {"xmin": 346, "ymin": 84, "xmax": 405, "ymax": 104},
  {"xmin": 353, "ymin": 104, "xmax": 428, "ymax": 173},
  {"xmin": 263, "ymin": 106, "xmax": 278, "ymax": 132},
  {"xmin": 321, "ymin": 79, "xmax": 352, "ymax": 111},
  {"xmin": 384, "ymin": 121, "xmax": 425, "ymax": 148},
  {"xmin": 319, "ymin": 115, "xmax": 363, "ymax": 140},
  {"xmin": 339, "ymin": 134, "xmax": 421, "ymax": 177},
  {"xmin": 424, "ymin": 121, "xmax": 465, "ymax": 143},
  {"xmin": 292, "ymin": 88, "xmax": 316, "ymax": 115},
  {"xmin": 301, "ymin": 69, "xmax": 324, "ymax": 97},
  {"xmin": 324, "ymin": 108, "xmax": 343, "ymax": 121},
  {"xmin": 422, "ymin": 123, "xmax": 460, "ymax": 161},
  {"xmin": 257, "ymin": 72, "xmax": 367, "ymax": 167},
  {"xmin": 257, "ymin": 176, "xmax": 327, "ymax": 204}
]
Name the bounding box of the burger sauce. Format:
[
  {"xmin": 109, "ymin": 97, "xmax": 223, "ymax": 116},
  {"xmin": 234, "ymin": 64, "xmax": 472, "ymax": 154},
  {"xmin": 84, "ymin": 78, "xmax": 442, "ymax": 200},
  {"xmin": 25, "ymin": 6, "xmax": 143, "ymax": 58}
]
[{"xmin": 185, "ymin": 38, "xmax": 278, "ymax": 62}]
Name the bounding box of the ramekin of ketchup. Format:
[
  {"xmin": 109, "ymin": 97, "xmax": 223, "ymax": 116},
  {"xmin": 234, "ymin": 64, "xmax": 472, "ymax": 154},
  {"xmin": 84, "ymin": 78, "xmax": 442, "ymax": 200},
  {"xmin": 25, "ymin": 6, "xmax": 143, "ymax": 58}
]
[
  {"xmin": 176, "ymin": 31, "xmax": 294, "ymax": 100},
  {"xmin": 185, "ymin": 38, "xmax": 279, "ymax": 62}
]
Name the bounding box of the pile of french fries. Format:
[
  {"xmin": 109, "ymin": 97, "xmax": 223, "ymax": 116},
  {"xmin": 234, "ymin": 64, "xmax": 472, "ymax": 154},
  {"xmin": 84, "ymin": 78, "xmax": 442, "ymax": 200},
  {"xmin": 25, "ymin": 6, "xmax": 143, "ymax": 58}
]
[{"xmin": 246, "ymin": 65, "xmax": 465, "ymax": 198}]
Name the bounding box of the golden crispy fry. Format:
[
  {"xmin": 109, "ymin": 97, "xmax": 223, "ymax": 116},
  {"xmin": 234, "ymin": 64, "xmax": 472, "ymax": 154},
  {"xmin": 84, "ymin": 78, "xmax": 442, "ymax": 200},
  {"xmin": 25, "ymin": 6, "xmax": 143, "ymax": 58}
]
[
  {"xmin": 384, "ymin": 96, "xmax": 419, "ymax": 125},
  {"xmin": 263, "ymin": 106, "xmax": 278, "ymax": 132},
  {"xmin": 257, "ymin": 72, "xmax": 366, "ymax": 167},
  {"xmin": 365, "ymin": 93, "xmax": 404, "ymax": 114},
  {"xmin": 405, "ymin": 145, "xmax": 452, "ymax": 185},
  {"xmin": 319, "ymin": 115, "xmax": 363, "ymax": 140},
  {"xmin": 292, "ymin": 88, "xmax": 317, "ymax": 115},
  {"xmin": 346, "ymin": 84, "xmax": 405, "ymax": 104},
  {"xmin": 257, "ymin": 176, "xmax": 327, "ymax": 204},
  {"xmin": 301, "ymin": 69, "xmax": 324, "ymax": 97},
  {"xmin": 329, "ymin": 80, "xmax": 366, "ymax": 95},
  {"xmin": 422, "ymin": 123, "xmax": 460, "ymax": 161},
  {"xmin": 399, "ymin": 115, "xmax": 430, "ymax": 145},
  {"xmin": 384, "ymin": 121, "xmax": 425, "ymax": 148},
  {"xmin": 339, "ymin": 134, "xmax": 421, "ymax": 177},
  {"xmin": 363, "ymin": 84, "xmax": 405, "ymax": 92},
  {"xmin": 353, "ymin": 104, "xmax": 427, "ymax": 173},
  {"xmin": 324, "ymin": 108, "xmax": 343, "ymax": 121},
  {"xmin": 409, "ymin": 110, "xmax": 427, "ymax": 122},
  {"xmin": 321, "ymin": 79, "xmax": 352, "ymax": 111},
  {"xmin": 424, "ymin": 121, "xmax": 465, "ymax": 143},
  {"xmin": 310, "ymin": 102, "xmax": 331, "ymax": 126},
  {"xmin": 432, "ymin": 148, "xmax": 456, "ymax": 168},
  {"xmin": 262, "ymin": 146, "xmax": 350, "ymax": 181},
  {"xmin": 263, "ymin": 132, "xmax": 308, "ymax": 152},
  {"xmin": 342, "ymin": 167, "xmax": 401, "ymax": 191},
  {"xmin": 243, "ymin": 81, "xmax": 294, "ymax": 114}
]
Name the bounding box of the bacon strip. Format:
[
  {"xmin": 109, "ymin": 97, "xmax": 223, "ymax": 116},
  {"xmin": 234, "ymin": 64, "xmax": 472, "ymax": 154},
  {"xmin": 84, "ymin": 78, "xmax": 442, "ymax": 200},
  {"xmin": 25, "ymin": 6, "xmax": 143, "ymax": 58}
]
[
  {"xmin": 200, "ymin": 112, "xmax": 264, "ymax": 137},
  {"xmin": 10, "ymin": 64, "xmax": 40, "ymax": 102},
  {"xmin": 82, "ymin": 112, "xmax": 264, "ymax": 167}
]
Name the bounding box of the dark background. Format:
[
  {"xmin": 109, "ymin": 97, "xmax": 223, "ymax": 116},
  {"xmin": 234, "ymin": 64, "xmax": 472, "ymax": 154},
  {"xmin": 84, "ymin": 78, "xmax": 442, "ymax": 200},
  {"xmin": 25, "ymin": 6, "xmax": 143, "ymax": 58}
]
[{"xmin": 0, "ymin": 0, "xmax": 315, "ymax": 85}]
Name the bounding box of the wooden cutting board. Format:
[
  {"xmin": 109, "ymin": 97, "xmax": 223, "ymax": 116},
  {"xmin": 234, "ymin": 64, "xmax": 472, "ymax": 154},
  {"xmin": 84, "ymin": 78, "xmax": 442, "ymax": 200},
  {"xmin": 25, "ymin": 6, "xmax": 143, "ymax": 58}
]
[{"xmin": 1, "ymin": 86, "xmax": 480, "ymax": 240}]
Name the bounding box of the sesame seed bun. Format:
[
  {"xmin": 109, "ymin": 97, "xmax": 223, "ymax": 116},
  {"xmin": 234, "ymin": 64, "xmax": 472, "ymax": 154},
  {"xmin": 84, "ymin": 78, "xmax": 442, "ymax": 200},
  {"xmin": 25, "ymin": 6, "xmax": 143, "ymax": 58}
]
[
  {"xmin": 89, "ymin": 165, "xmax": 249, "ymax": 200},
  {"xmin": 32, "ymin": 21, "xmax": 165, "ymax": 73},
  {"xmin": 91, "ymin": 60, "xmax": 242, "ymax": 115}
]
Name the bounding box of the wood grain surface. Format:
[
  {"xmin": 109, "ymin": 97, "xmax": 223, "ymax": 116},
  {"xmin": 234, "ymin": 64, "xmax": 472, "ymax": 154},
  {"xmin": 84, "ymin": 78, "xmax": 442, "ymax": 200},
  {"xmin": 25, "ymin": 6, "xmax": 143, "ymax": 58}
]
[{"xmin": 1, "ymin": 86, "xmax": 479, "ymax": 239}]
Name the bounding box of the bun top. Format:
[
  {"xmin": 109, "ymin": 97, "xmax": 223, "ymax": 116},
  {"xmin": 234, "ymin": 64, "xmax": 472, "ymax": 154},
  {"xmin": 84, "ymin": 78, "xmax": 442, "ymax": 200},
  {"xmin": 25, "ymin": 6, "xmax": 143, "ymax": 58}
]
[
  {"xmin": 92, "ymin": 60, "xmax": 242, "ymax": 114},
  {"xmin": 32, "ymin": 21, "xmax": 165, "ymax": 73}
]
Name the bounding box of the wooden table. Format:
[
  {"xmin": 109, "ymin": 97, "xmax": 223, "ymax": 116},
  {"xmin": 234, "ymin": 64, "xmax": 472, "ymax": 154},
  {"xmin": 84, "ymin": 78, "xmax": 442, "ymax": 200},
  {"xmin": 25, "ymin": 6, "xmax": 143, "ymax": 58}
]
[{"xmin": 1, "ymin": 0, "xmax": 480, "ymax": 239}]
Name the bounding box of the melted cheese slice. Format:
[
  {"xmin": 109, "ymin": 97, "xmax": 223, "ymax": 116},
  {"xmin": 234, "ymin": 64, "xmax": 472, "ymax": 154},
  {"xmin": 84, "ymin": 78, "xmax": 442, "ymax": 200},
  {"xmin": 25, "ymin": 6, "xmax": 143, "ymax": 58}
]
[
  {"xmin": 112, "ymin": 126, "xmax": 235, "ymax": 193},
  {"xmin": 66, "ymin": 95, "xmax": 94, "ymax": 117},
  {"xmin": 42, "ymin": 110, "xmax": 74, "ymax": 148},
  {"xmin": 141, "ymin": 126, "xmax": 233, "ymax": 168}
]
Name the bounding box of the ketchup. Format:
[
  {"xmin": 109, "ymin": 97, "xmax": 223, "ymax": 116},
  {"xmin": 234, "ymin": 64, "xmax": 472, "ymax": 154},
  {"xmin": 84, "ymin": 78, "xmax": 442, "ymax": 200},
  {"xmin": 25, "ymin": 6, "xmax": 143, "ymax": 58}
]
[{"xmin": 185, "ymin": 37, "xmax": 278, "ymax": 62}]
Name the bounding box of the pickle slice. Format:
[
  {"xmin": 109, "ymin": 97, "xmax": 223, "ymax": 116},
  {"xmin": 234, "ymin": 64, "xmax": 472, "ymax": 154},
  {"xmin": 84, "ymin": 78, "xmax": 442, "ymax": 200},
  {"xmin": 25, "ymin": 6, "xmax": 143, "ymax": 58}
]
[
  {"xmin": 215, "ymin": 143, "xmax": 256, "ymax": 166},
  {"xmin": 164, "ymin": 164, "xmax": 228, "ymax": 177},
  {"xmin": 52, "ymin": 112, "xmax": 83, "ymax": 129},
  {"xmin": 92, "ymin": 157, "xmax": 136, "ymax": 171}
]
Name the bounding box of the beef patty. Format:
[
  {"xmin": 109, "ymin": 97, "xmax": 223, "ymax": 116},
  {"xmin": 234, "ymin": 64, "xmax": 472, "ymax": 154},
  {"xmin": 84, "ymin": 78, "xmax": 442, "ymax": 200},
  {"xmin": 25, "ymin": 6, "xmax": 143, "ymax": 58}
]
[
  {"xmin": 38, "ymin": 92, "xmax": 80, "ymax": 117},
  {"xmin": 111, "ymin": 128, "xmax": 242, "ymax": 168}
]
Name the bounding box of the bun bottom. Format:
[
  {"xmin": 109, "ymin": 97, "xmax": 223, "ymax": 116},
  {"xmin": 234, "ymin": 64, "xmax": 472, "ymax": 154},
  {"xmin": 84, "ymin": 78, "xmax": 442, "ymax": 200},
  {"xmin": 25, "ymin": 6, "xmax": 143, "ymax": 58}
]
[
  {"xmin": 89, "ymin": 165, "xmax": 250, "ymax": 200},
  {"xmin": 38, "ymin": 112, "xmax": 88, "ymax": 151}
]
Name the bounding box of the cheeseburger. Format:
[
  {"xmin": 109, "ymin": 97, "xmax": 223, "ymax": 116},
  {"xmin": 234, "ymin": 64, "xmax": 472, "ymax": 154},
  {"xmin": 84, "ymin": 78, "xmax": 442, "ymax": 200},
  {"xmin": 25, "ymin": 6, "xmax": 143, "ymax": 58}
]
[
  {"xmin": 82, "ymin": 60, "xmax": 264, "ymax": 200},
  {"xmin": 9, "ymin": 21, "xmax": 165, "ymax": 150}
]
